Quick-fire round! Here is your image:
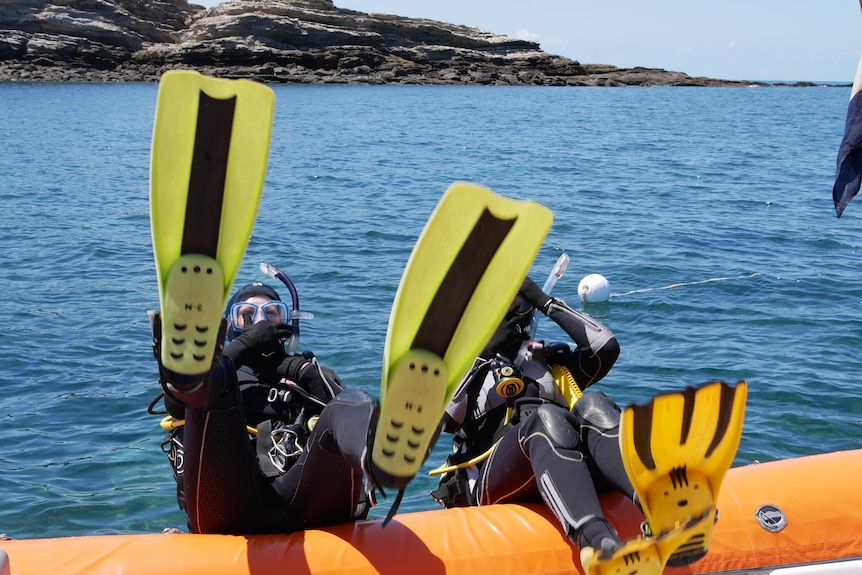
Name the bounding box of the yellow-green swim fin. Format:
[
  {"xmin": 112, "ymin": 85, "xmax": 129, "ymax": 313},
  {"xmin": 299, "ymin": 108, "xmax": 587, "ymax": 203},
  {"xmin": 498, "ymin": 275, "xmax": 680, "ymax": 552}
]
[
  {"xmin": 371, "ymin": 182, "xmax": 553, "ymax": 496},
  {"xmin": 150, "ymin": 70, "xmax": 274, "ymax": 377}
]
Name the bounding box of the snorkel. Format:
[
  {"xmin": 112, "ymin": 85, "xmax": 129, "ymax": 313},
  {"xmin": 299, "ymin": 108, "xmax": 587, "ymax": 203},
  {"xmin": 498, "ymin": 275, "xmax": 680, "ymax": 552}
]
[
  {"xmin": 259, "ymin": 262, "xmax": 314, "ymax": 355},
  {"xmin": 528, "ymin": 252, "xmax": 569, "ymax": 337},
  {"xmin": 513, "ymin": 252, "xmax": 569, "ymax": 368}
]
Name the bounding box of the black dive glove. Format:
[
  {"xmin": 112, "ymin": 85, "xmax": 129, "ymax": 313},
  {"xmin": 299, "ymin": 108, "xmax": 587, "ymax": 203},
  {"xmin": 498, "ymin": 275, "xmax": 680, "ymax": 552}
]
[
  {"xmin": 274, "ymin": 354, "xmax": 308, "ymax": 381},
  {"xmin": 223, "ymin": 321, "xmax": 293, "ymax": 368},
  {"xmin": 481, "ymin": 300, "xmax": 531, "ymax": 360},
  {"xmin": 270, "ymin": 354, "xmax": 334, "ymax": 404},
  {"xmin": 480, "ymin": 276, "xmax": 550, "ymax": 360},
  {"xmin": 519, "ymin": 275, "xmax": 552, "ymax": 313}
]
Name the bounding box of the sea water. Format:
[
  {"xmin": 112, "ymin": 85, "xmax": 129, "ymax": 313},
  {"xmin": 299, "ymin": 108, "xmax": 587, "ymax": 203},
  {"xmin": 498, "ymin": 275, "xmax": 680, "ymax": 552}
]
[{"xmin": 0, "ymin": 82, "xmax": 860, "ymax": 539}]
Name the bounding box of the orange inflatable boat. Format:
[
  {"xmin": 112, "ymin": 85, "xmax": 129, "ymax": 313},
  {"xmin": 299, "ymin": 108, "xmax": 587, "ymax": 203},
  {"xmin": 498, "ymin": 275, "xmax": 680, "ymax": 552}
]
[{"xmin": 2, "ymin": 448, "xmax": 861, "ymax": 575}]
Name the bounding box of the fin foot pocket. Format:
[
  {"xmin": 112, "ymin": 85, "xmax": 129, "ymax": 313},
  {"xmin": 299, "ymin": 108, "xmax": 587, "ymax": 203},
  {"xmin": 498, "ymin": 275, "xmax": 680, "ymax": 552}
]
[
  {"xmin": 160, "ymin": 254, "xmax": 225, "ymax": 376},
  {"xmin": 581, "ymin": 512, "xmax": 712, "ymax": 575},
  {"xmin": 372, "ymin": 349, "xmax": 447, "ymax": 489},
  {"xmin": 580, "ymin": 535, "xmax": 663, "ymax": 575},
  {"xmin": 640, "ymin": 467, "xmax": 716, "ymax": 565}
]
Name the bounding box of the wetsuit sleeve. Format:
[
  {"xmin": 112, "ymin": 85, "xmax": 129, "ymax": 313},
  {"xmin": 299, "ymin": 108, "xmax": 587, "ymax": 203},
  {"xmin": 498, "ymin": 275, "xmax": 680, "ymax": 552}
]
[
  {"xmin": 222, "ymin": 338, "xmax": 251, "ymax": 366},
  {"xmin": 544, "ymin": 298, "xmax": 620, "ymax": 389},
  {"xmin": 160, "ymin": 354, "xmax": 240, "ymax": 411}
]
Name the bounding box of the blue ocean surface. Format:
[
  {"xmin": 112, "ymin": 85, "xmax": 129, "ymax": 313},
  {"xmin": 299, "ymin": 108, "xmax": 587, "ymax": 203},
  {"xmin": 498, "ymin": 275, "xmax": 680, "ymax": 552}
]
[{"xmin": 0, "ymin": 82, "xmax": 860, "ymax": 539}]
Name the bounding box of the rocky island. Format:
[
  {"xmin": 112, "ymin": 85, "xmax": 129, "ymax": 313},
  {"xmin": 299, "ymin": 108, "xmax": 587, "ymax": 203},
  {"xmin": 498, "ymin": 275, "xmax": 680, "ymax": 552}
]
[{"xmin": 0, "ymin": 0, "xmax": 771, "ymax": 86}]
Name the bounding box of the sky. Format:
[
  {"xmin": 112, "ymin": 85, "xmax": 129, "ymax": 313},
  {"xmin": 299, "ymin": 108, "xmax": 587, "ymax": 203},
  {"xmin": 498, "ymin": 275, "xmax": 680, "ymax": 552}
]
[{"xmin": 194, "ymin": 0, "xmax": 862, "ymax": 82}]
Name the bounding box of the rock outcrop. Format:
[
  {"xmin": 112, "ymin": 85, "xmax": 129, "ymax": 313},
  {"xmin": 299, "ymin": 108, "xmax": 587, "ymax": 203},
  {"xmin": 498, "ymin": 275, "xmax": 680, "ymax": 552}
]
[{"xmin": 0, "ymin": 0, "xmax": 762, "ymax": 85}]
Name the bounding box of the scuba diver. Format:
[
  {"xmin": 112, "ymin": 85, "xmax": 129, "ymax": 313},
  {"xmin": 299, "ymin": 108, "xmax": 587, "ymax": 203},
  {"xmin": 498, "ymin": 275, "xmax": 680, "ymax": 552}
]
[
  {"xmin": 431, "ymin": 275, "xmax": 633, "ymax": 554},
  {"xmin": 432, "ymin": 275, "xmax": 747, "ymax": 574},
  {"xmin": 151, "ymin": 268, "xmax": 383, "ymax": 534}
]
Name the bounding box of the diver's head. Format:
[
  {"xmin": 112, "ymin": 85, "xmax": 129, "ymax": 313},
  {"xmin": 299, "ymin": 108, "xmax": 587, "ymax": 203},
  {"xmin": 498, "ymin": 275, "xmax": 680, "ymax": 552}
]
[{"xmin": 225, "ymin": 283, "xmax": 287, "ymax": 341}]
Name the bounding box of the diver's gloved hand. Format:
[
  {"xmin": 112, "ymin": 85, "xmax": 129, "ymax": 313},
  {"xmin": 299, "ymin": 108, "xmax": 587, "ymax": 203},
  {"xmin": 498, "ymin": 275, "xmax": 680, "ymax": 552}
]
[
  {"xmin": 481, "ymin": 300, "xmax": 531, "ymax": 360},
  {"xmin": 274, "ymin": 354, "xmax": 308, "ymax": 381},
  {"xmin": 533, "ymin": 341, "xmax": 576, "ymax": 364},
  {"xmin": 266, "ymin": 354, "xmax": 334, "ymax": 404},
  {"xmin": 223, "ymin": 321, "xmax": 292, "ymax": 368},
  {"xmin": 480, "ymin": 276, "xmax": 551, "ymax": 360},
  {"xmin": 520, "ymin": 276, "xmax": 552, "ymax": 314}
]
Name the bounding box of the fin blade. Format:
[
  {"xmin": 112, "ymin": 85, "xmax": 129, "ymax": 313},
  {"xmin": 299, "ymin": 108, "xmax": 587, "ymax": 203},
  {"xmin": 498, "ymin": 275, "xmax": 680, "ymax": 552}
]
[
  {"xmin": 622, "ymin": 381, "xmax": 747, "ymax": 488},
  {"xmin": 649, "ymin": 381, "xmax": 746, "ymax": 485},
  {"xmin": 150, "ymin": 70, "xmax": 275, "ymax": 310},
  {"xmin": 150, "ymin": 71, "xmax": 274, "ymax": 375}
]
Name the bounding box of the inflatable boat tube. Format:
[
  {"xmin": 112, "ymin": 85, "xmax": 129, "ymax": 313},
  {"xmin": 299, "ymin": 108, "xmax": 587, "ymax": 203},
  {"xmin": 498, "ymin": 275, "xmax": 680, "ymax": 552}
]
[{"xmin": 2, "ymin": 449, "xmax": 862, "ymax": 575}]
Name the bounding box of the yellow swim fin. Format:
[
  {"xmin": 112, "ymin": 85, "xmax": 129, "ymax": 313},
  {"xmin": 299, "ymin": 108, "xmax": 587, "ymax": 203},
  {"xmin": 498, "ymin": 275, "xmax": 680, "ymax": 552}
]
[
  {"xmin": 150, "ymin": 70, "xmax": 274, "ymax": 376},
  {"xmin": 619, "ymin": 380, "xmax": 747, "ymax": 567},
  {"xmin": 372, "ymin": 182, "xmax": 553, "ymax": 494}
]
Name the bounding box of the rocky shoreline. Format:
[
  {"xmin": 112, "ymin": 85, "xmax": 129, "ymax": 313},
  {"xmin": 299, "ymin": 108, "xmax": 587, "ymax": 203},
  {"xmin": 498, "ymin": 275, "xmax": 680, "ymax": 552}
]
[{"xmin": 0, "ymin": 0, "xmax": 837, "ymax": 86}]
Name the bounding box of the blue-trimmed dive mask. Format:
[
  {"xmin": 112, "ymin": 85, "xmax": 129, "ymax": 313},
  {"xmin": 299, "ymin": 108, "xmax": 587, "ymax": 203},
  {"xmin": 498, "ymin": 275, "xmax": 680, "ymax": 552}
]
[{"xmin": 229, "ymin": 301, "xmax": 289, "ymax": 332}]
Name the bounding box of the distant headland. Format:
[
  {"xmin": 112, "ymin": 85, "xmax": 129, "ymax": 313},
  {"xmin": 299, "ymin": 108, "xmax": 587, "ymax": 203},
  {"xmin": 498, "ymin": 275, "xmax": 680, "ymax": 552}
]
[{"xmin": 0, "ymin": 0, "xmax": 845, "ymax": 86}]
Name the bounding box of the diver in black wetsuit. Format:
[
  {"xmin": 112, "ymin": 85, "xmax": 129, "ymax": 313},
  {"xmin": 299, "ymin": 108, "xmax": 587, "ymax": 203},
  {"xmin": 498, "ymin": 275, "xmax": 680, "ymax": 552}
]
[
  {"xmin": 154, "ymin": 282, "xmax": 380, "ymax": 534},
  {"xmin": 432, "ymin": 276, "xmax": 635, "ymax": 554}
]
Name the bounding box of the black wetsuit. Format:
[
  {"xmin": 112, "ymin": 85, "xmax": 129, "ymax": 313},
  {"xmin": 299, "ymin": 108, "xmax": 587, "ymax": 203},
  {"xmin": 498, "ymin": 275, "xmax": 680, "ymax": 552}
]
[
  {"xmin": 435, "ymin": 296, "xmax": 635, "ymax": 549},
  {"xmin": 160, "ymin": 341, "xmax": 375, "ymax": 535}
]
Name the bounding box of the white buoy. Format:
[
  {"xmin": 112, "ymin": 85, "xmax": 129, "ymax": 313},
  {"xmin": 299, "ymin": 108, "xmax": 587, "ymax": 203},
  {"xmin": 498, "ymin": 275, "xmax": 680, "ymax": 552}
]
[{"xmin": 578, "ymin": 274, "xmax": 610, "ymax": 303}]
